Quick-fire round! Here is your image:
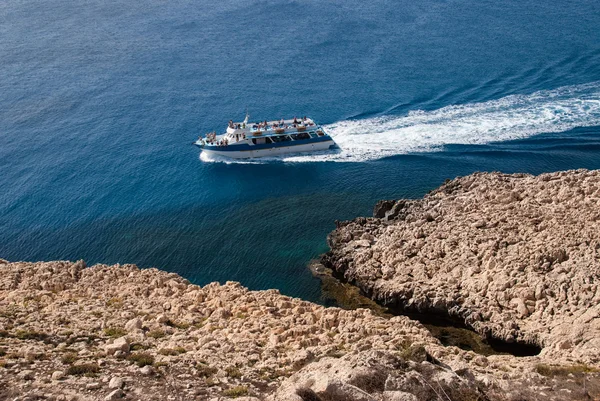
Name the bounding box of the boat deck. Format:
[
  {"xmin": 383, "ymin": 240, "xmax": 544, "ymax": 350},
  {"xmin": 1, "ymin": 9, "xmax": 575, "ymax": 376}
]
[
  {"xmin": 228, "ymin": 118, "xmax": 317, "ymax": 137},
  {"xmin": 195, "ymin": 116, "xmax": 335, "ymax": 158}
]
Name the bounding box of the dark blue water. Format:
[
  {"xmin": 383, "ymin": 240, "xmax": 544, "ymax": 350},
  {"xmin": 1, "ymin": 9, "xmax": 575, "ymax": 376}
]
[{"xmin": 2, "ymin": 0, "xmax": 600, "ymax": 302}]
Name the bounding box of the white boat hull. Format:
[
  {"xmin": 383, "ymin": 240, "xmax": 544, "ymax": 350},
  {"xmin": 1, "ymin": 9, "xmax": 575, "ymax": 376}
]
[{"xmin": 200, "ymin": 140, "xmax": 335, "ymax": 159}]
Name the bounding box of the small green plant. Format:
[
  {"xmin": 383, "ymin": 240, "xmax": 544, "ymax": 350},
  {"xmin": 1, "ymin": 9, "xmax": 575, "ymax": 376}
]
[
  {"xmin": 127, "ymin": 352, "xmax": 155, "ymax": 367},
  {"xmin": 222, "ymin": 386, "xmax": 248, "ymax": 398},
  {"xmin": 325, "ymin": 350, "xmax": 345, "ymax": 358},
  {"xmin": 103, "ymin": 327, "xmax": 126, "ymax": 338},
  {"xmin": 15, "ymin": 330, "xmax": 48, "ymax": 341},
  {"xmin": 399, "ymin": 344, "xmax": 427, "ymax": 363},
  {"xmin": 158, "ymin": 347, "xmax": 186, "ymax": 356},
  {"xmin": 130, "ymin": 343, "xmax": 149, "ymax": 351},
  {"xmin": 225, "ymin": 366, "xmax": 242, "ymax": 378},
  {"xmin": 61, "ymin": 352, "xmax": 78, "ymax": 365},
  {"xmin": 153, "ymin": 361, "xmax": 169, "ymax": 368},
  {"xmin": 197, "ymin": 365, "xmax": 218, "ymax": 378},
  {"xmin": 26, "ymin": 352, "xmax": 46, "ymax": 362},
  {"xmin": 106, "ymin": 297, "xmax": 123, "ymax": 308},
  {"xmin": 205, "ymin": 377, "xmax": 219, "ymax": 387},
  {"xmin": 535, "ymin": 364, "xmax": 599, "ymax": 377},
  {"xmin": 165, "ymin": 320, "xmax": 190, "ymax": 330},
  {"xmin": 147, "ymin": 329, "xmax": 165, "ymax": 339},
  {"xmin": 67, "ymin": 363, "xmax": 100, "ymax": 376},
  {"xmin": 258, "ymin": 367, "xmax": 289, "ymax": 381}
]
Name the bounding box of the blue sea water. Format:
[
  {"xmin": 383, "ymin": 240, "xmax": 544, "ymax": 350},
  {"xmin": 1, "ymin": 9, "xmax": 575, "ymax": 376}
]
[{"xmin": 2, "ymin": 0, "xmax": 600, "ymax": 302}]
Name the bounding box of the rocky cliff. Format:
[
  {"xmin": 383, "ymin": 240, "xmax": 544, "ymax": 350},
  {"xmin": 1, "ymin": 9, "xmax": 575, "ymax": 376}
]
[
  {"xmin": 3, "ymin": 169, "xmax": 600, "ymax": 401},
  {"xmin": 1, "ymin": 258, "xmax": 599, "ymax": 401},
  {"xmin": 323, "ymin": 169, "xmax": 600, "ymax": 368}
]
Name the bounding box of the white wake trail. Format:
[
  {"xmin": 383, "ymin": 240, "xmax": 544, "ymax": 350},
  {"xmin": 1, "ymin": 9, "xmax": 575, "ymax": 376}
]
[
  {"xmin": 287, "ymin": 82, "xmax": 600, "ymax": 162},
  {"xmin": 202, "ymin": 81, "xmax": 600, "ymax": 163}
]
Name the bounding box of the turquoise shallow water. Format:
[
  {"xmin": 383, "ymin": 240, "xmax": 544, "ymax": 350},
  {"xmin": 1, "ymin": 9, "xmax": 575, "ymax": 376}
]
[{"xmin": 2, "ymin": 0, "xmax": 600, "ymax": 302}]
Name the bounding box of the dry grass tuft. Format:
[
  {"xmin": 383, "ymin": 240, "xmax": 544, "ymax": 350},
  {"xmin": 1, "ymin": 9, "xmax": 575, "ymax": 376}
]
[
  {"xmin": 127, "ymin": 352, "xmax": 155, "ymax": 367},
  {"xmin": 222, "ymin": 386, "xmax": 248, "ymax": 398}
]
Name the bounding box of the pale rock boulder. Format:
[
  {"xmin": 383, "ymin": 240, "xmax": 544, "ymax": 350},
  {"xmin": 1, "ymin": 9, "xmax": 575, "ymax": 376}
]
[
  {"xmin": 383, "ymin": 391, "xmax": 419, "ymax": 401},
  {"xmin": 108, "ymin": 377, "xmax": 124, "ymax": 389},
  {"xmin": 104, "ymin": 389, "xmax": 124, "ymax": 400},
  {"xmin": 51, "ymin": 371, "xmax": 64, "ymax": 381},
  {"xmin": 124, "ymin": 317, "xmax": 142, "ymax": 332},
  {"xmin": 104, "ymin": 337, "xmax": 129, "ymax": 356},
  {"xmin": 271, "ymin": 350, "xmax": 482, "ymax": 401}
]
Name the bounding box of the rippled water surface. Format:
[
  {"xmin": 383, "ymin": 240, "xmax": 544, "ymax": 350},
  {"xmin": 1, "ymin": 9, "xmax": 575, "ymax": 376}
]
[{"xmin": 2, "ymin": 0, "xmax": 600, "ymax": 302}]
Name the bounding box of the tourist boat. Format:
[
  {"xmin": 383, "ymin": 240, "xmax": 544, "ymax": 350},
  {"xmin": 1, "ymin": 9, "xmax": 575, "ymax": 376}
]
[{"xmin": 194, "ymin": 114, "xmax": 336, "ymax": 159}]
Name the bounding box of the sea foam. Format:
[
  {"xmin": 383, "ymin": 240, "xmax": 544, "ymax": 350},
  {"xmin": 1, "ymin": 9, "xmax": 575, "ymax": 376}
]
[{"xmin": 201, "ymin": 81, "xmax": 600, "ymax": 163}]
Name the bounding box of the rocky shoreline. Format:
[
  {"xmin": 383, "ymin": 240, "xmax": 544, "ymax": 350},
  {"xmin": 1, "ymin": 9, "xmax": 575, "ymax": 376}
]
[
  {"xmin": 2, "ymin": 169, "xmax": 600, "ymax": 400},
  {"xmin": 323, "ymin": 169, "xmax": 600, "ymax": 367}
]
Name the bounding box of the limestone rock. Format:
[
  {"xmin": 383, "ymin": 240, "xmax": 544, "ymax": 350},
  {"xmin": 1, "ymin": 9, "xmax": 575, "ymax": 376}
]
[
  {"xmin": 1, "ymin": 231, "xmax": 599, "ymax": 401},
  {"xmin": 124, "ymin": 318, "xmax": 142, "ymax": 332},
  {"xmin": 18, "ymin": 370, "xmax": 34, "ymax": 380},
  {"xmin": 51, "ymin": 371, "xmax": 64, "ymax": 381},
  {"xmin": 108, "ymin": 377, "xmax": 124, "ymax": 389},
  {"xmin": 323, "ymin": 170, "xmax": 600, "ymax": 364},
  {"xmin": 383, "ymin": 391, "xmax": 419, "ymax": 401},
  {"xmin": 104, "ymin": 337, "xmax": 129, "ymax": 356},
  {"xmin": 104, "ymin": 389, "xmax": 124, "ymax": 400},
  {"xmin": 139, "ymin": 365, "xmax": 153, "ymax": 375}
]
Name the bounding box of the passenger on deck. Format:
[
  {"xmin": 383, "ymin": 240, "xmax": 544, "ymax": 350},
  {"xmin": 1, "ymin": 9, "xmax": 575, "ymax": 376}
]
[
  {"xmin": 293, "ymin": 116, "xmax": 299, "ymax": 124},
  {"xmin": 280, "ymin": 118, "xmax": 285, "ymax": 125}
]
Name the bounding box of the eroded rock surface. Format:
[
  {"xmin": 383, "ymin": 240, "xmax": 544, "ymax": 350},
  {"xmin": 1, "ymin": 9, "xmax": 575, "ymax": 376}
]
[
  {"xmin": 0, "ymin": 259, "xmax": 432, "ymax": 400},
  {"xmin": 270, "ymin": 348, "xmax": 600, "ymax": 401},
  {"xmin": 1, "ymin": 254, "xmax": 599, "ymax": 399},
  {"xmin": 323, "ymin": 169, "xmax": 600, "ymax": 365}
]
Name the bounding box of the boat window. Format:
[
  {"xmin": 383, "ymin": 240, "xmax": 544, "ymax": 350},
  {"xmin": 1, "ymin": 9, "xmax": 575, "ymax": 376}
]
[
  {"xmin": 291, "ymin": 132, "xmax": 311, "ymax": 140},
  {"xmin": 252, "ymin": 137, "xmax": 273, "ymax": 145},
  {"xmin": 270, "ymin": 135, "xmax": 292, "ymax": 143},
  {"xmin": 316, "ymin": 131, "xmax": 325, "ymax": 137}
]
